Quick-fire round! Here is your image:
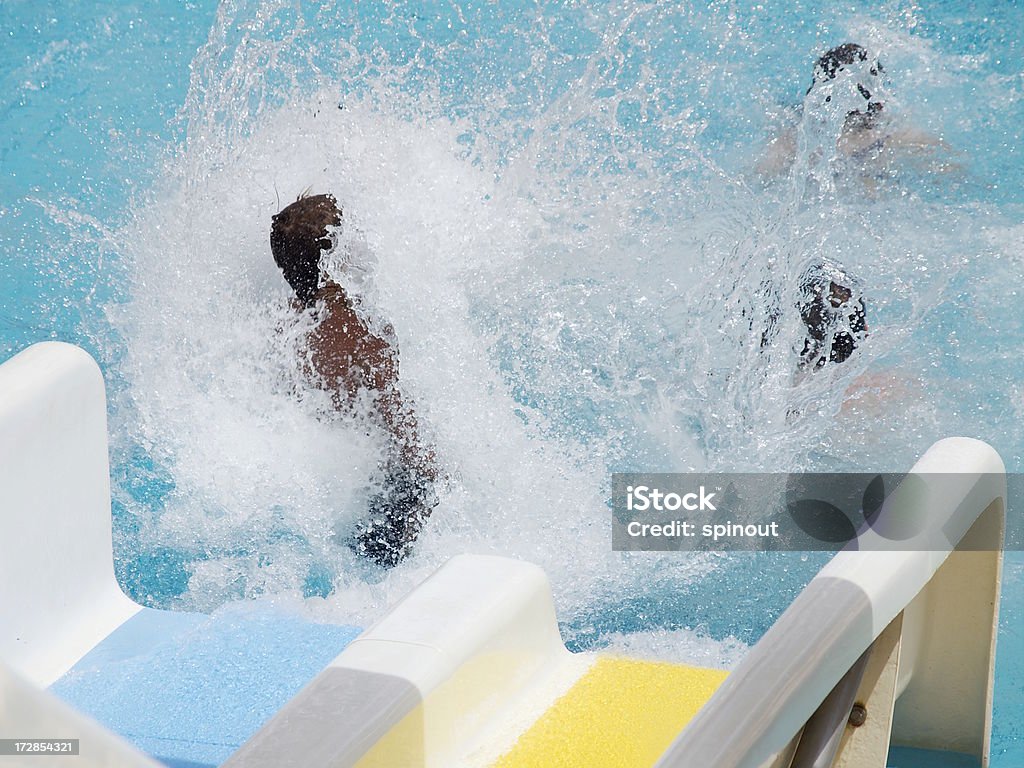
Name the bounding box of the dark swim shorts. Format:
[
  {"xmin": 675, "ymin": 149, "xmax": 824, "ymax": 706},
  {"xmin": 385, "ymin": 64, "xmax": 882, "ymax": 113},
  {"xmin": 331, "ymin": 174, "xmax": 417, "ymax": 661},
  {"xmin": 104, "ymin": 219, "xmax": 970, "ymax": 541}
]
[{"xmin": 351, "ymin": 458, "xmax": 439, "ymax": 568}]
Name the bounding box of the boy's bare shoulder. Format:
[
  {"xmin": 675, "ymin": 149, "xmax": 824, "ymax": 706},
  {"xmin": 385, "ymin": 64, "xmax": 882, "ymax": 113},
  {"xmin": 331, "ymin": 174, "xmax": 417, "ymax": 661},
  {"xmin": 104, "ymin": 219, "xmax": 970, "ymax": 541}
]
[{"xmin": 309, "ymin": 283, "xmax": 397, "ymax": 392}]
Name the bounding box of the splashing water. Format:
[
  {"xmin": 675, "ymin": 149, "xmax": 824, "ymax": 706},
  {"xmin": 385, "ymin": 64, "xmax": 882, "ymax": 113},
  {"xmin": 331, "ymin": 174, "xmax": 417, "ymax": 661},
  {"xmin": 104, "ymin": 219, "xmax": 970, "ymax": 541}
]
[{"xmin": 54, "ymin": 0, "xmax": 1024, "ymax": 655}]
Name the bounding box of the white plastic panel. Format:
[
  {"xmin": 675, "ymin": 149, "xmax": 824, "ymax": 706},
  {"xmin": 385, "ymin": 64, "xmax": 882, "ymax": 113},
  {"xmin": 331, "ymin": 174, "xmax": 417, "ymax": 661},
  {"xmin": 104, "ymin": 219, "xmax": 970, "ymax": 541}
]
[{"xmin": 0, "ymin": 342, "xmax": 140, "ymax": 686}]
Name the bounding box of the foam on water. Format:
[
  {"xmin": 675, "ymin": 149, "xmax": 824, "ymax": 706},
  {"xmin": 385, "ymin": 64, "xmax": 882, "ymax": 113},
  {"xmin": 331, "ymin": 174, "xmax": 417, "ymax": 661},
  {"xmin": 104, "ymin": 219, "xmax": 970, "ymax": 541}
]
[
  {"xmin": 66, "ymin": 0, "xmax": 1024, "ymax": 668},
  {"xmin": 600, "ymin": 627, "xmax": 748, "ymax": 670}
]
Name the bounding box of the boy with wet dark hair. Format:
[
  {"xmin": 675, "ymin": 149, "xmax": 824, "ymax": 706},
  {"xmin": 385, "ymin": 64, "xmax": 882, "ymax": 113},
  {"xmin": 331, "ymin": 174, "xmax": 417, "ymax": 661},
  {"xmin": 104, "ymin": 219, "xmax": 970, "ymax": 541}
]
[
  {"xmin": 758, "ymin": 261, "xmax": 868, "ymax": 373},
  {"xmin": 796, "ymin": 264, "xmax": 868, "ymax": 370},
  {"xmin": 759, "ymin": 41, "xmax": 949, "ymax": 178},
  {"xmin": 271, "ymin": 193, "xmax": 439, "ymax": 568},
  {"xmin": 808, "ymin": 42, "xmax": 885, "ymax": 134}
]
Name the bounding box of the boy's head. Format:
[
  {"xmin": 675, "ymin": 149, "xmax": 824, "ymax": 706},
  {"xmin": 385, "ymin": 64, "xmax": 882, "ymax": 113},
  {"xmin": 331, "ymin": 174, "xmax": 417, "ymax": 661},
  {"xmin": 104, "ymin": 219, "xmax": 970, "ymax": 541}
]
[
  {"xmin": 271, "ymin": 193, "xmax": 342, "ymax": 306},
  {"xmin": 808, "ymin": 43, "xmax": 885, "ymax": 129},
  {"xmin": 797, "ymin": 262, "xmax": 868, "ymax": 369}
]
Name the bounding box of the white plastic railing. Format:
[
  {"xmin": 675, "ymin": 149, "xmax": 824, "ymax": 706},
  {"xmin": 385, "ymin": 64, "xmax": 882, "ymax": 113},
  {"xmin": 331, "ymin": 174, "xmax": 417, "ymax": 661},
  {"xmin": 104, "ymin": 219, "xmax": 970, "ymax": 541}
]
[
  {"xmin": 656, "ymin": 437, "xmax": 1006, "ymax": 768},
  {"xmin": 0, "ymin": 343, "xmax": 140, "ymax": 687},
  {"xmin": 0, "ymin": 343, "xmax": 156, "ymax": 765}
]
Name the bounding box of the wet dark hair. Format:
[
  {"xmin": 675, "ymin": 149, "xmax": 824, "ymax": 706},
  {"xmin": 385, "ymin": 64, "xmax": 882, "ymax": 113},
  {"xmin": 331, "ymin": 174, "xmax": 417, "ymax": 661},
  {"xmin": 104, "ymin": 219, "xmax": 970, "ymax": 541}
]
[
  {"xmin": 756, "ymin": 264, "xmax": 867, "ymax": 371},
  {"xmin": 798, "ymin": 274, "xmax": 868, "ymax": 369},
  {"xmin": 809, "ymin": 43, "xmax": 885, "ymax": 130},
  {"xmin": 270, "ymin": 193, "xmax": 342, "ymax": 306},
  {"xmin": 814, "ymin": 43, "xmax": 870, "ymax": 82}
]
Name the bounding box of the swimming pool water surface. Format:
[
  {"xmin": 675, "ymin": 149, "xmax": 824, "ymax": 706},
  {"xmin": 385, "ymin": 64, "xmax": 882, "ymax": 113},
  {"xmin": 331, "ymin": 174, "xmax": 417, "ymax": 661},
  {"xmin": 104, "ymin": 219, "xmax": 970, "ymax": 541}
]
[{"xmin": 2, "ymin": 0, "xmax": 1024, "ymax": 763}]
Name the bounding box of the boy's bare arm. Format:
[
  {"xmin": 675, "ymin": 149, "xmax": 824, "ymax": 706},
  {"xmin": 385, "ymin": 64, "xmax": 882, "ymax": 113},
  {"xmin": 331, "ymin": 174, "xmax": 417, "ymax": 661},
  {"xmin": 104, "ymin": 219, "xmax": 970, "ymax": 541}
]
[{"xmin": 309, "ymin": 287, "xmax": 438, "ymax": 479}]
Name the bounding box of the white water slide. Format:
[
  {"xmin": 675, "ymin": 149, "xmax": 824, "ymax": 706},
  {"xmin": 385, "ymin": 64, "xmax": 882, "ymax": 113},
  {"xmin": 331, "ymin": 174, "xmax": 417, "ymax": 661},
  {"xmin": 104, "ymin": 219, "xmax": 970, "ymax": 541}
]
[{"xmin": 0, "ymin": 343, "xmax": 1005, "ymax": 767}]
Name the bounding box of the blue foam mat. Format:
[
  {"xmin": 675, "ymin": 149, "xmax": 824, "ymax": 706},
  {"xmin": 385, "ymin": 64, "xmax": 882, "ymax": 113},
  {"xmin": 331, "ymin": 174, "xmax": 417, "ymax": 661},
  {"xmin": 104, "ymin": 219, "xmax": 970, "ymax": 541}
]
[{"xmin": 50, "ymin": 605, "xmax": 361, "ymax": 767}]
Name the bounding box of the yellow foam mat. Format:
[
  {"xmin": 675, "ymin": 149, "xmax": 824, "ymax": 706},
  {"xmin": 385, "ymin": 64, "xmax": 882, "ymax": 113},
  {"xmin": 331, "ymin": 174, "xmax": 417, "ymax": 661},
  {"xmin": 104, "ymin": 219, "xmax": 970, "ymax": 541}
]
[{"xmin": 491, "ymin": 655, "xmax": 727, "ymax": 768}]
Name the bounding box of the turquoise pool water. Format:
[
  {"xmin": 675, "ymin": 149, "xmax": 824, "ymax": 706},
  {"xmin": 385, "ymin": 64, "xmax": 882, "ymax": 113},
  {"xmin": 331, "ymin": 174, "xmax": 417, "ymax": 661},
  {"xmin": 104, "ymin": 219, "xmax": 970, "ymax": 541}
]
[{"xmin": 3, "ymin": 0, "xmax": 1023, "ymax": 762}]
